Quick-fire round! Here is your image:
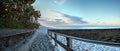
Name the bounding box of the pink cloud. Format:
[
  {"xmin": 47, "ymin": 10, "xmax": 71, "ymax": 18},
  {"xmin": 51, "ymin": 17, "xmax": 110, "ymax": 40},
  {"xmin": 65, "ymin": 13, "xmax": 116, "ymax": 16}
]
[
  {"xmin": 38, "ymin": 9, "xmax": 87, "ymax": 28},
  {"xmin": 53, "ymin": 0, "xmax": 66, "ymax": 5}
]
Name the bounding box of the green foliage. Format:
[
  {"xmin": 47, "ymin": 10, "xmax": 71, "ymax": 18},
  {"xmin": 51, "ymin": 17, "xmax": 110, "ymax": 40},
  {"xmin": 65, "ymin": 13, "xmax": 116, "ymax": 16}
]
[
  {"xmin": 0, "ymin": 18, "xmax": 6, "ymax": 28},
  {"xmin": 0, "ymin": 19, "xmax": 39, "ymax": 29},
  {"xmin": 25, "ymin": 23, "xmax": 39, "ymax": 29},
  {"xmin": 0, "ymin": 0, "xmax": 41, "ymax": 29},
  {"xmin": 9, "ymin": 21, "xmax": 24, "ymax": 29}
]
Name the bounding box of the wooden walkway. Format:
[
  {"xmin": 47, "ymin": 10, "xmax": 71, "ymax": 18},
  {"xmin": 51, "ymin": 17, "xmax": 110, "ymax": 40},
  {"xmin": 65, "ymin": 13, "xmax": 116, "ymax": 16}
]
[
  {"xmin": 0, "ymin": 27, "xmax": 56, "ymax": 51},
  {"xmin": 29, "ymin": 28, "xmax": 55, "ymax": 51},
  {"xmin": 16, "ymin": 26, "xmax": 56, "ymax": 51}
]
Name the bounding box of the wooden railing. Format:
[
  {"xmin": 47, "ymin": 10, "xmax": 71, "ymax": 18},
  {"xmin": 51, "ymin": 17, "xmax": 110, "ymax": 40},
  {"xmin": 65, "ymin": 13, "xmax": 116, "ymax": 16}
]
[
  {"xmin": 0, "ymin": 30, "xmax": 36, "ymax": 50},
  {"xmin": 48, "ymin": 31, "xmax": 74, "ymax": 51},
  {"xmin": 0, "ymin": 29, "xmax": 36, "ymax": 38},
  {"xmin": 48, "ymin": 30, "xmax": 120, "ymax": 51}
]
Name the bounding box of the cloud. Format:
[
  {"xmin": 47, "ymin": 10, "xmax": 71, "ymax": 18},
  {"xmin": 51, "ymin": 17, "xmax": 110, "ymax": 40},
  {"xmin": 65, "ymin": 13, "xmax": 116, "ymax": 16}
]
[
  {"xmin": 47, "ymin": 9, "xmax": 87, "ymax": 24},
  {"xmin": 38, "ymin": 17, "xmax": 66, "ymax": 27},
  {"xmin": 38, "ymin": 9, "xmax": 88, "ymax": 28},
  {"xmin": 53, "ymin": 0, "xmax": 66, "ymax": 5},
  {"xmin": 63, "ymin": 14, "xmax": 88, "ymax": 24}
]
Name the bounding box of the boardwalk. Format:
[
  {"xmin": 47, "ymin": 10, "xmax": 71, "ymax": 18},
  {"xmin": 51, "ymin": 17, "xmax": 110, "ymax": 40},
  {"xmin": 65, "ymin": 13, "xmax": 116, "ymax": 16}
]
[
  {"xmin": 17, "ymin": 26, "xmax": 56, "ymax": 51},
  {"xmin": 29, "ymin": 27, "xmax": 55, "ymax": 51},
  {"xmin": 1, "ymin": 26, "xmax": 56, "ymax": 51}
]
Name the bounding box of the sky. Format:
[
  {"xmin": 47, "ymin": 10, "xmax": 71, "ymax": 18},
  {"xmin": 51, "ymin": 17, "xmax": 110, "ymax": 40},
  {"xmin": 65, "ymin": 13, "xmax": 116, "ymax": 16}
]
[{"xmin": 32, "ymin": 0, "xmax": 120, "ymax": 28}]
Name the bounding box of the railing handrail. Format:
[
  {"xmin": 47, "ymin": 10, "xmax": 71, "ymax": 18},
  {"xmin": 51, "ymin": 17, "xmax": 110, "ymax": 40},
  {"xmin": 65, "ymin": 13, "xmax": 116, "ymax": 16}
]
[
  {"xmin": 48, "ymin": 30, "xmax": 120, "ymax": 51},
  {"xmin": 53, "ymin": 32, "xmax": 120, "ymax": 46},
  {"xmin": 0, "ymin": 29, "xmax": 36, "ymax": 38},
  {"xmin": 48, "ymin": 30, "xmax": 120, "ymax": 47},
  {"xmin": 48, "ymin": 31, "xmax": 74, "ymax": 51},
  {"xmin": 49, "ymin": 34, "xmax": 74, "ymax": 51}
]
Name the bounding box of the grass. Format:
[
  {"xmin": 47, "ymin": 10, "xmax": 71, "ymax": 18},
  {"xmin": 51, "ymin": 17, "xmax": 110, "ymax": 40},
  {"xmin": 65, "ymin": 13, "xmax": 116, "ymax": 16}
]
[{"xmin": 0, "ymin": 19, "xmax": 39, "ymax": 29}]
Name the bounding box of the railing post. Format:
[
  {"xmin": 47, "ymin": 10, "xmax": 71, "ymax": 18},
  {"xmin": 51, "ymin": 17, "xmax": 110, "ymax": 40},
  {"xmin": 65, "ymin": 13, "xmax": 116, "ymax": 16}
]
[
  {"xmin": 54, "ymin": 33, "xmax": 57, "ymax": 46},
  {"xmin": 66, "ymin": 37, "xmax": 72, "ymax": 48},
  {"xmin": 65, "ymin": 37, "xmax": 72, "ymax": 51},
  {"xmin": 50, "ymin": 31, "xmax": 52, "ymax": 35},
  {"xmin": 48, "ymin": 31, "xmax": 74, "ymax": 51},
  {"xmin": 47, "ymin": 30, "xmax": 49, "ymax": 34}
]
